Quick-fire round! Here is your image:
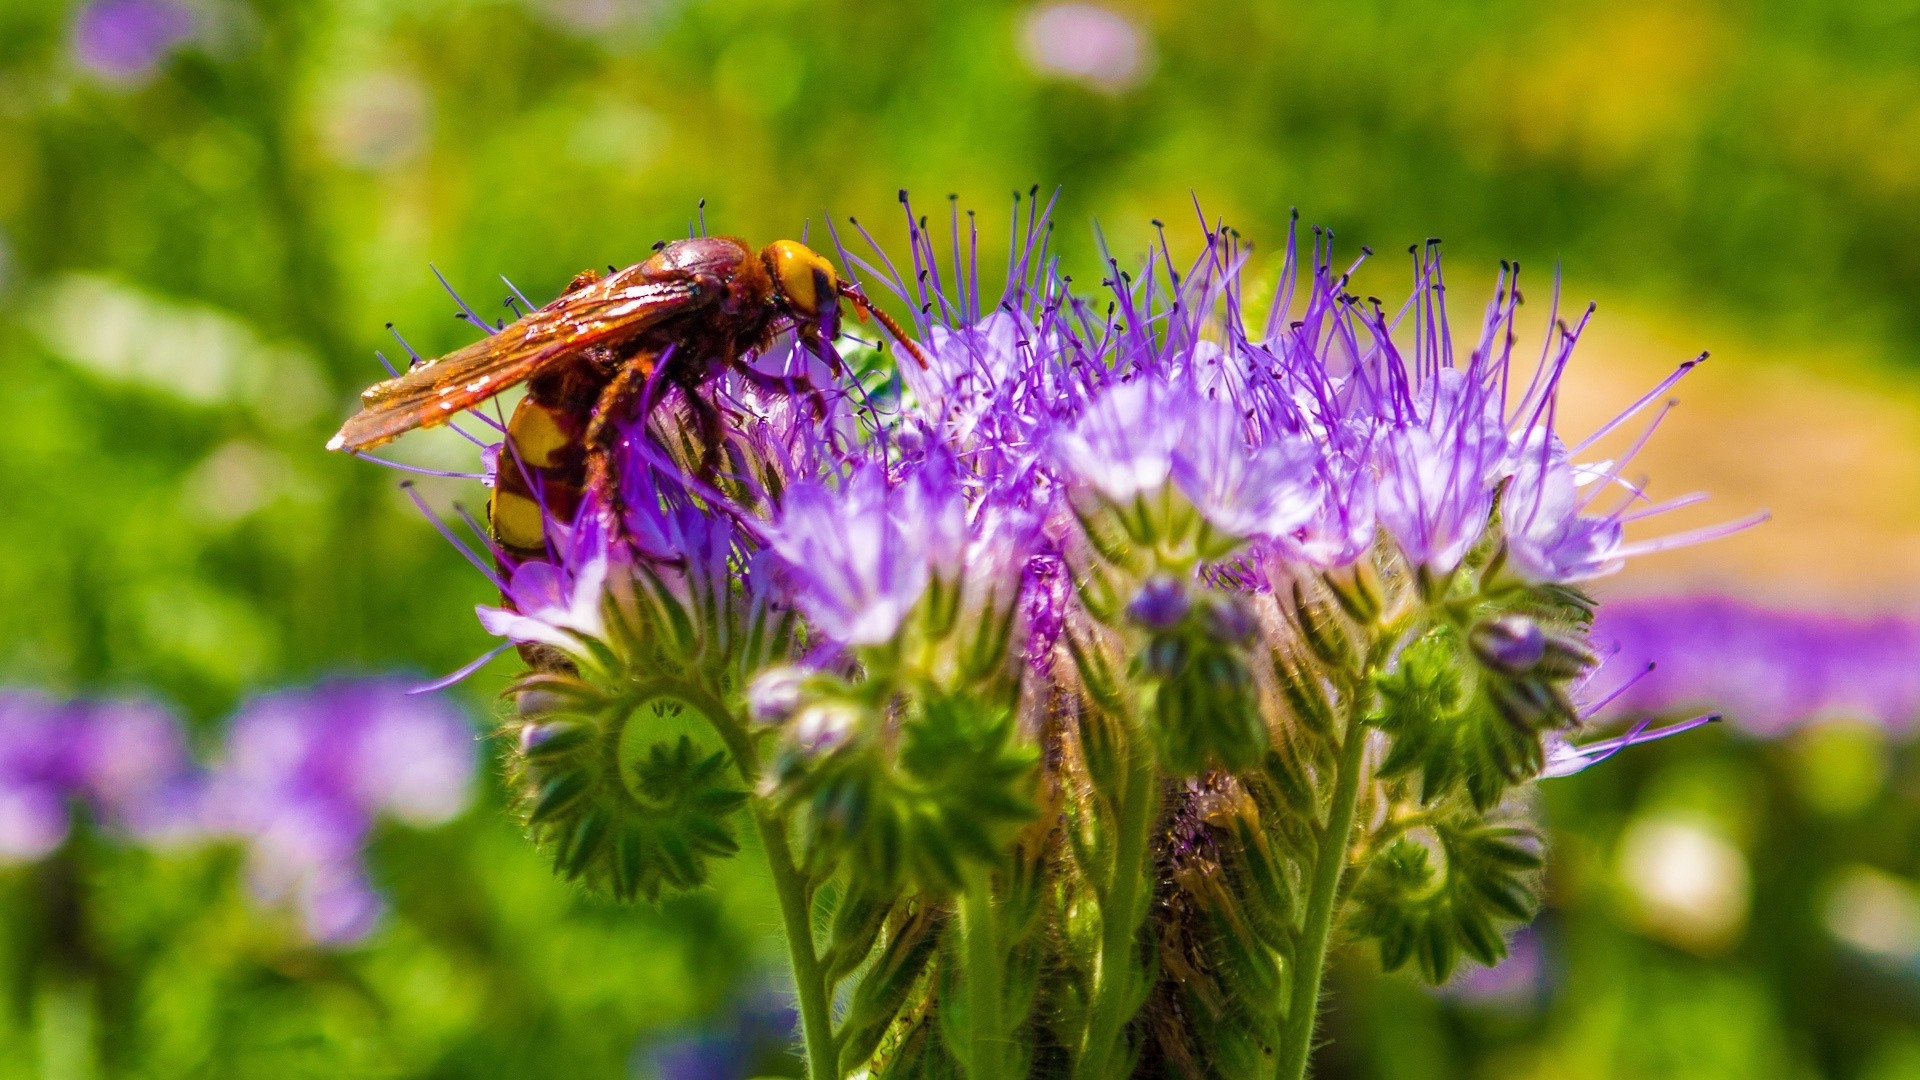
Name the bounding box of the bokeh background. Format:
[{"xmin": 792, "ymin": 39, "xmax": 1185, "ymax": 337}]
[{"xmin": 4, "ymin": 0, "xmax": 1920, "ymax": 1076}]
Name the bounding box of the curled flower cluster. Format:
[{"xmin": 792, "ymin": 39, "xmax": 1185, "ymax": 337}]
[
  {"xmin": 415, "ymin": 197, "xmax": 1746, "ymax": 1080},
  {"xmin": 0, "ymin": 680, "xmax": 475, "ymax": 947}
]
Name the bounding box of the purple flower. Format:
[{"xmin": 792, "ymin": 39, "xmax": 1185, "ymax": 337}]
[
  {"xmin": 1127, "ymin": 575, "xmax": 1190, "ymax": 631},
  {"xmin": 1540, "ymin": 713, "xmax": 1720, "ymax": 778},
  {"xmin": 1020, "ymin": 549, "xmax": 1071, "ymax": 672},
  {"xmin": 1373, "ymin": 371, "xmax": 1505, "ymax": 574},
  {"xmin": 0, "ymin": 692, "xmax": 195, "ymax": 862},
  {"xmin": 1054, "ymin": 379, "xmax": 1180, "ymax": 503},
  {"xmin": 477, "ymin": 510, "xmax": 612, "ymax": 652},
  {"xmin": 1057, "ymin": 380, "xmax": 1322, "ymax": 545},
  {"xmin": 206, "ymin": 680, "xmax": 474, "ymax": 945},
  {"xmin": 1586, "ymin": 596, "xmax": 1920, "ymax": 737},
  {"xmin": 1501, "ymin": 433, "xmax": 1628, "ymax": 582},
  {"xmin": 1169, "ymin": 400, "xmax": 1322, "ymax": 543},
  {"xmin": 763, "ymin": 461, "xmax": 960, "ymax": 646},
  {"xmin": 71, "ymin": 0, "xmax": 195, "ymax": 82},
  {"xmin": 385, "ymin": 199, "xmax": 1760, "ymax": 748}
]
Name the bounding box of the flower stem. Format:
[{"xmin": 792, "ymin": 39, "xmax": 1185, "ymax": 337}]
[
  {"xmin": 754, "ymin": 808, "xmax": 840, "ymax": 1080},
  {"xmin": 1274, "ymin": 695, "xmax": 1370, "ymax": 1080},
  {"xmin": 701, "ymin": 693, "xmax": 839, "ymax": 1080},
  {"xmin": 960, "ymin": 867, "xmax": 1005, "ymax": 1080},
  {"xmin": 1073, "ymin": 736, "xmax": 1157, "ymax": 1080}
]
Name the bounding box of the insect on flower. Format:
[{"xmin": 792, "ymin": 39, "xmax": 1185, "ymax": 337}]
[{"xmin": 326, "ymin": 236, "xmax": 924, "ymax": 562}]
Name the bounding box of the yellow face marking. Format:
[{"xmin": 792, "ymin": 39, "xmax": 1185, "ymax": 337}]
[
  {"xmin": 506, "ymin": 401, "xmax": 571, "ymax": 469},
  {"xmin": 490, "ymin": 488, "xmax": 546, "ymax": 551},
  {"xmin": 768, "ymin": 240, "xmax": 836, "ymax": 317}
]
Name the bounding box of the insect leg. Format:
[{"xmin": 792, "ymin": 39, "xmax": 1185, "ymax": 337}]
[
  {"xmin": 678, "ymin": 370, "xmax": 729, "ymax": 482},
  {"xmin": 582, "ymin": 352, "xmax": 660, "ymax": 536},
  {"xmin": 735, "ymin": 357, "xmax": 832, "ymax": 423}
]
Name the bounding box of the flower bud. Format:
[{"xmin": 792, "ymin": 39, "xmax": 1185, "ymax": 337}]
[
  {"xmin": 519, "ymin": 720, "xmax": 592, "ymax": 761},
  {"xmin": 1536, "ymin": 632, "xmax": 1599, "ymax": 679},
  {"xmin": 748, "ymin": 665, "xmax": 810, "ymax": 725},
  {"xmin": 792, "ymin": 701, "xmax": 861, "ymax": 753},
  {"xmin": 1485, "ymin": 676, "xmax": 1572, "ymax": 733},
  {"xmin": 1127, "ymin": 574, "xmax": 1190, "ymax": 631},
  {"xmin": 1469, "ymin": 616, "xmax": 1546, "ymax": 674}
]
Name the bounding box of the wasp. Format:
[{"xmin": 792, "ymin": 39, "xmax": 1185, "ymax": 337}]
[{"xmin": 328, "ymin": 237, "xmax": 923, "ymax": 563}]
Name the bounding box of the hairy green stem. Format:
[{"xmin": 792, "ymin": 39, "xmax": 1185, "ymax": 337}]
[
  {"xmin": 1274, "ymin": 696, "xmax": 1371, "ymax": 1080},
  {"xmin": 1073, "ymin": 737, "xmax": 1157, "ymax": 1080},
  {"xmin": 755, "ymin": 809, "xmax": 840, "ymax": 1080},
  {"xmin": 698, "ymin": 690, "xmax": 839, "ymax": 1080},
  {"xmin": 960, "ymin": 868, "xmax": 1005, "ymax": 1080}
]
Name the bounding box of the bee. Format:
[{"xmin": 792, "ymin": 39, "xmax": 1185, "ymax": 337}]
[{"xmin": 328, "ymin": 236, "xmax": 923, "ymax": 562}]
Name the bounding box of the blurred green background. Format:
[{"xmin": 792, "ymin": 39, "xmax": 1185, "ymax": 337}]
[{"xmin": 5, "ymin": 0, "xmax": 1920, "ymax": 1076}]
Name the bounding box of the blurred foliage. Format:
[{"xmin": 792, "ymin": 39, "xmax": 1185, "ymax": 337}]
[{"xmin": 3, "ymin": 0, "xmax": 1920, "ymax": 1075}]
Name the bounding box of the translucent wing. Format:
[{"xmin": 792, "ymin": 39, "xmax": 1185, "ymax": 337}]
[{"xmin": 328, "ymin": 274, "xmax": 708, "ymax": 451}]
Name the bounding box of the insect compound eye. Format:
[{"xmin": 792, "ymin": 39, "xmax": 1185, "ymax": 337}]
[{"xmin": 812, "ymin": 266, "xmax": 842, "ymax": 342}]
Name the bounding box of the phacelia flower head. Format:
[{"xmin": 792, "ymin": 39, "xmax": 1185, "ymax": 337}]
[
  {"xmin": 764, "ymin": 461, "xmax": 938, "ymax": 648},
  {"xmin": 390, "ymin": 193, "xmax": 1758, "ymax": 803}
]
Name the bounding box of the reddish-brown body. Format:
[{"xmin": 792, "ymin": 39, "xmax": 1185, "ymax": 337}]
[
  {"xmin": 486, "ymin": 236, "xmax": 786, "ymax": 561},
  {"xmin": 329, "ymin": 232, "xmax": 922, "ymax": 566}
]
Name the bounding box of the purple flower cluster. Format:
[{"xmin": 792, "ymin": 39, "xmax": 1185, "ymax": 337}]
[
  {"xmin": 1587, "ymin": 596, "xmax": 1920, "ymax": 737},
  {"xmin": 203, "ymin": 680, "xmax": 476, "ymax": 944},
  {"xmin": 0, "ymin": 692, "xmax": 195, "ymax": 861},
  {"xmin": 463, "ymin": 199, "xmax": 1757, "ymax": 701},
  {"xmin": 0, "ymin": 680, "xmax": 476, "ymax": 947}
]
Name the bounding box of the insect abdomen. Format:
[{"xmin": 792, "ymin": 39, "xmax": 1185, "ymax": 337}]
[{"xmin": 488, "ymin": 353, "xmax": 606, "ymax": 562}]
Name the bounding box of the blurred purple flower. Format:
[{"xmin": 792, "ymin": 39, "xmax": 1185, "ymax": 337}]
[
  {"xmin": 1442, "ymin": 925, "xmax": 1549, "ymax": 1007},
  {"xmin": 0, "ymin": 691, "xmax": 194, "ymax": 862},
  {"xmin": 646, "ymin": 989, "xmax": 798, "ymax": 1080},
  {"xmin": 1019, "ymin": 3, "xmax": 1152, "ymax": 92},
  {"xmin": 1587, "ymin": 596, "xmax": 1920, "ymax": 737},
  {"xmin": 72, "ymin": 0, "xmax": 195, "ymax": 82},
  {"xmin": 206, "ymin": 679, "xmax": 475, "ymax": 945}
]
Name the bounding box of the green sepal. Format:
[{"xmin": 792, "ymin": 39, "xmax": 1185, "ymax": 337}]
[{"xmin": 1348, "ymin": 815, "xmax": 1543, "ymax": 984}]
